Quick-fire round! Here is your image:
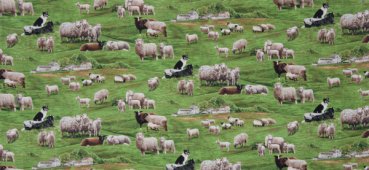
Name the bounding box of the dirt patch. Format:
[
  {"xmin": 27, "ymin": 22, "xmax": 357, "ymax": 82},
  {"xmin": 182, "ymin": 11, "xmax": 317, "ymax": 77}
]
[
  {"xmin": 175, "ymin": 22, "xmax": 197, "ymax": 27},
  {"xmin": 35, "ymin": 73, "xmax": 59, "ymax": 78}
]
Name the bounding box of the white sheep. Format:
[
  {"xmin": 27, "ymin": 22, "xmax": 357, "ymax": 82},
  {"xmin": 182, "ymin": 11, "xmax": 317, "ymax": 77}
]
[
  {"xmin": 106, "ymin": 135, "xmax": 131, "ymax": 145},
  {"xmin": 234, "ymin": 133, "xmax": 248, "ymax": 148},
  {"xmin": 147, "ymin": 122, "xmax": 161, "ymax": 131},
  {"xmin": 45, "ymin": 85, "xmax": 59, "ymax": 96},
  {"xmin": 135, "ymin": 132, "xmax": 160, "ymax": 155},
  {"xmin": 76, "ymin": 96, "xmax": 90, "ymax": 108},
  {"xmin": 76, "ymin": 2, "xmax": 90, "ymax": 14},
  {"xmin": 0, "ymin": 53, "xmax": 13, "ymax": 66},
  {"xmin": 117, "ymin": 5, "xmax": 125, "ymax": 18},
  {"xmin": 359, "ymin": 89, "xmax": 369, "ymax": 98},
  {"xmin": 261, "ymin": 118, "xmax": 277, "ymax": 126},
  {"xmin": 283, "ymin": 143, "xmax": 295, "ymax": 153},
  {"xmin": 227, "ymin": 22, "xmax": 239, "ymax": 31},
  {"xmin": 60, "ymin": 77, "xmax": 71, "ymax": 85},
  {"xmin": 0, "ymin": 94, "xmax": 16, "ymax": 111},
  {"xmin": 159, "ymin": 43, "xmax": 174, "ymax": 59},
  {"xmin": 282, "ymin": 48, "xmax": 295, "ymax": 59},
  {"xmin": 267, "ymin": 46, "xmax": 280, "ymax": 60},
  {"xmin": 325, "ymin": 123, "xmax": 335, "ymax": 139},
  {"xmin": 185, "ymin": 80, "xmax": 194, "ymax": 96},
  {"xmin": 93, "ymin": 0, "xmax": 107, "ymax": 10},
  {"xmin": 268, "ymin": 142, "xmax": 281, "ymax": 154},
  {"xmin": 209, "ymin": 125, "xmax": 221, "ymax": 135},
  {"xmin": 235, "ymin": 25, "xmax": 244, "ymax": 32},
  {"xmin": 82, "ymin": 79, "xmax": 93, "ymax": 86},
  {"xmin": 208, "ymin": 31, "xmax": 219, "ymax": 41},
  {"xmin": 145, "ymin": 114, "xmax": 168, "ymax": 131},
  {"xmin": 232, "ymin": 39, "xmax": 247, "ymax": 54},
  {"xmin": 6, "ymin": 33, "xmax": 18, "ymax": 48},
  {"xmin": 117, "ymin": 99, "xmax": 126, "ymax": 112},
  {"xmin": 89, "ymin": 73, "xmax": 100, "ymax": 82},
  {"xmin": 128, "ymin": 4, "xmax": 140, "ymax": 15},
  {"xmin": 128, "ymin": 96, "xmax": 141, "ymax": 109},
  {"xmin": 325, "ymin": 28, "xmax": 336, "ymax": 45},
  {"xmin": 216, "ymin": 139, "xmax": 230, "ymax": 152},
  {"xmin": 221, "ymin": 122, "xmax": 232, "ymax": 129},
  {"xmin": 146, "ymin": 28, "xmax": 160, "ymax": 37},
  {"xmin": 46, "ymin": 131, "xmax": 55, "ymax": 148},
  {"xmin": 18, "ymin": 0, "xmax": 33, "ymax": 16},
  {"xmin": 88, "ymin": 24, "xmax": 102, "ymax": 42},
  {"xmin": 287, "ymin": 121, "xmax": 299, "ymax": 135},
  {"xmin": 351, "ymin": 74, "xmax": 363, "ymax": 84},
  {"xmin": 256, "ymin": 49, "xmax": 264, "ymax": 61},
  {"xmin": 159, "ymin": 137, "xmax": 176, "ymax": 154},
  {"xmin": 220, "ymin": 28, "xmax": 231, "ymax": 35},
  {"xmin": 89, "ymin": 118, "xmax": 101, "ymax": 136},
  {"xmin": 16, "ymin": 94, "xmax": 33, "ymax": 111},
  {"xmin": 235, "ymin": 119, "xmax": 244, "ymax": 127},
  {"xmin": 105, "ymin": 41, "xmax": 130, "ymax": 51},
  {"xmin": 143, "ymin": 5, "xmax": 155, "ymax": 15},
  {"xmin": 69, "ymin": 82, "xmax": 80, "ymax": 91},
  {"xmin": 285, "ymin": 159, "xmax": 307, "ymax": 170},
  {"xmin": 253, "ymin": 120, "xmax": 263, "ymax": 127},
  {"xmin": 273, "ymin": 83, "xmax": 297, "ymax": 104},
  {"xmin": 2, "ymin": 150, "xmax": 15, "ymax": 162},
  {"xmin": 148, "ymin": 77, "xmax": 159, "ymax": 91},
  {"xmin": 327, "ymin": 77, "xmax": 341, "ymax": 88},
  {"xmin": 215, "ymin": 46, "xmax": 229, "ymax": 58},
  {"xmin": 257, "ymin": 143, "xmax": 265, "ymax": 156},
  {"xmin": 245, "ymin": 84, "xmax": 268, "ymax": 95},
  {"xmin": 125, "ymin": 90, "xmax": 145, "ymax": 105},
  {"xmin": 200, "ymin": 26, "xmax": 210, "ymax": 34},
  {"xmin": 93, "ymin": 89, "xmax": 109, "ymax": 104},
  {"xmin": 317, "ymin": 28, "xmax": 327, "ymax": 42},
  {"xmin": 343, "ymin": 69, "xmax": 353, "ymax": 77},
  {"xmin": 265, "ymin": 135, "xmax": 285, "ymax": 150},
  {"xmin": 143, "ymin": 98, "xmax": 156, "ymax": 109},
  {"xmin": 6, "ymin": 128, "xmax": 18, "ymax": 143},
  {"xmin": 286, "ymin": 26, "xmax": 298, "ymax": 41},
  {"xmin": 297, "ymin": 87, "xmax": 314, "ymax": 103},
  {"xmin": 0, "ymin": 0, "xmax": 17, "ymax": 16},
  {"xmin": 286, "ymin": 72, "xmax": 299, "ymax": 81},
  {"xmin": 187, "ymin": 128, "xmax": 199, "ymax": 139},
  {"xmin": 38, "ymin": 131, "xmax": 47, "ymax": 146},
  {"xmin": 135, "ymin": 39, "xmax": 157, "ymax": 61},
  {"xmin": 186, "ymin": 34, "xmax": 198, "ymax": 44}
]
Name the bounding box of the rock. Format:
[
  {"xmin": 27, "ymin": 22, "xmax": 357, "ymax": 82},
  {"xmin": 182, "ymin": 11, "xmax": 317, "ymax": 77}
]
[
  {"xmin": 35, "ymin": 62, "xmax": 60, "ymax": 73},
  {"xmin": 64, "ymin": 157, "xmax": 93, "ymax": 167},
  {"xmin": 34, "ymin": 158, "xmax": 61, "ymax": 169},
  {"xmin": 317, "ymin": 150, "xmax": 342, "ymax": 159},
  {"xmin": 317, "ymin": 54, "xmax": 341, "ymax": 65},
  {"xmin": 176, "ymin": 11, "xmax": 199, "ymax": 21},
  {"xmin": 62, "ymin": 62, "xmax": 92, "ymax": 71}
]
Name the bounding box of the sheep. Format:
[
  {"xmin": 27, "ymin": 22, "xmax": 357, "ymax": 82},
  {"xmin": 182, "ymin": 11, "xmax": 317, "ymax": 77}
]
[
  {"xmin": 234, "ymin": 25, "xmax": 244, "ymax": 32},
  {"xmin": 286, "ymin": 72, "xmax": 299, "ymax": 81},
  {"xmin": 215, "ymin": 46, "xmax": 229, "ymax": 58},
  {"xmin": 227, "ymin": 22, "xmax": 239, "ymax": 32},
  {"xmin": 135, "ymin": 132, "xmax": 159, "ymax": 155},
  {"xmin": 76, "ymin": 2, "xmax": 90, "ymax": 14},
  {"xmin": 187, "ymin": 128, "xmax": 199, "ymax": 139},
  {"xmin": 2, "ymin": 150, "xmax": 15, "ymax": 162},
  {"xmin": 221, "ymin": 122, "xmax": 232, "ymax": 129},
  {"xmin": 209, "ymin": 125, "xmax": 221, "ymax": 135},
  {"xmin": 147, "ymin": 77, "xmax": 159, "ymax": 91},
  {"xmin": 282, "ymin": 48, "xmax": 295, "ymax": 59},
  {"xmin": 201, "ymin": 120, "xmax": 212, "ymax": 127},
  {"xmin": 0, "ymin": 0, "xmax": 17, "ymax": 16},
  {"xmin": 89, "ymin": 73, "xmax": 101, "ymax": 81},
  {"xmin": 325, "ymin": 123, "xmax": 335, "ymax": 139},
  {"xmin": 257, "ymin": 143, "xmax": 265, "ymax": 156},
  {"xmin": 317, "ymin": 28, "xmax": 327, "ymax": 42},
  {"xmin": 233, "ymin": 133, "xmax": 248, "ymax": 148},
  {"xmin": 287, "ymin": 121, "xmax": 299, "ymax": 135},
  {"xmin": 89, "ymin": 118, "xmax": 102, "ymax": 137},
  {"xmin": 351, "ymin": 74, "xmax": 363, "ymax": 84},
  {"xmin": 6, "ymin": 33, "xmax": 17, "ymax": 48},
  {"xmin": 17, "ymin": 0, "xmax": 33, "ymax": 15},
  {"xmin": 273, "ymin": 0, "xmax": 296, "ymax": 10},
  {"xmin": 343, "ymin": 69, "xmax": 354, "ymax": 77},
  {"xmin": 145, "ymin": 114, "xmax": 168, "ymax": 131},
  {"xmin": 69, "ymin": 82, "xmax": 80, "ymax": 91},
  {"xmin": 216, "ymin": 139, "xmax": 230, "ymax": 152},
  {"xmin": 325, "ymin": 28, "xmax": 336, "ymax": 45},
  {"xmin": 265, "ymin": 135, "xmax": 285, "ymax": 150},
  {"xmin": 0, "ymin": 94, "xmax": 16, "ymax": 111},
  {"xmin": 284, "ymin": 65, "xmax": 307, "ymax": 81},
  {"xmin": 256, "ymin": 49, "xmax": 264, "ymax": 61},
  {"xmin": 60, "ymin": 116, "xmax": 81, "ymax": 137},
  {"xmin": 177, "ymin": 80, "xmax": 187, "ymax": 94},
  {"xmin": 208, "ymin": 31, "xmax": 219, "ymax": 41},
  {"xmin": 80, "ymin": 136, "xmax": 105, "ymax": 146},
  {"xmin": 317, "ymin": 123, "xmax": 327, "ymax": 137},
  {"xmin": 0, "ymin": 53, "xmax": 13, "ymax": 66},
  {"xmin": 185, "ymin": 80, "xmax": 194, "ymax": 96},
  {"xmin": 46, "ymin": 131, "xmax": 55, "ymax": 148},
  {"xmin": 228, "ymin": 116, "xmax": 239, "ymax": 125},
  {"xmin": 340, "ymin": 13, "xmax": 364, "ymax": 34},
  {"xmin": 6, "ymin": 128, "xmax": 18, "ymax": 143},
  {"xmin": 117, "ymin": 5, "xmax": 125, "ymax": 18},
  {"xmin": 273, "ymin": 83, "xmax": 297, "ymax": 104},
  {"xmin": 219, "ymin": 85, "xmax": 243, "ymax": 95},
  {"xmin": 128, "ymin": 97, "xmax": 141, "ymax": 109},
  {"xmin": 159, "ymin": 137, "xmax": 176, "ymax": 154},
  {"xmin": 45, "ymin": 85, "xmax": 59, "ymax": 96},
  {"xmin": 105, "ymin": 41, "xmax": 130, "ymax": 51},
  {"xmin": 128, "ymin": 4, "xmax": 140, "ymax": 15},
  {"xmin": 285, "ymin": 159, "xmax": 307, "ymax": 170},
  {"xmin": 300, "ymin": 0, "xmax": 314, "ymax": 8},
  {"xmin": 227, "ymin": 67, "xmax": 240, "ymax": 86},
  {"xmin": 16, "ymin": 94, "xmax": 33, "ymax": 111},
  {"xmin": 327, "ymin": 77, "xmax": 341, "ymax": 88},
  {"xmin": 3, "ymin": 79, "xmax": 17, "ymax": 88},
  {"xmin": 235, "ymin": 119, "xmax": 244, "ymax": 127},
  {"xmin": 200, "ymin": 25, "xmax": 214, "ymax": 34},
  {"xmin": 37, "ymin": 37, "xmax": 47, "ymax": 50},
  {"xmin": 341, "ymin": 108, "xmax": 363, "ymax": 129},
  {"xmin": 286, "ymin": 26, "xmax": 298, "ymax": 41},
  {"xmin": 82, "ymin": 79, "xmax": 93, "ymax": 86},
  {"xmin": 135, "ymin": 39, "xmax": 157, "ymax": 61},
  {"xmin": 106, "ymin": 135, "xmax": 131, "ymax": 145},
  {"xmin": 260, "ymin": 118, "xmax": 277, "ymax": 126},
  {"xmin": 60, "ymin": 77, "xmax": 71, "ymax": 85},
  {"xmin": 159, "ymin": 43, "xmax": 174, "ymax": 59},
  {"xmin": 94, "ymin": 89, "xmax": 109, "ymax": 104},
  {"xmin": 146, "ymin": 28, "xmax": 160, "ymax": 37},
  {"xmin": 147, "ymin": 122, "xmax": 161, "ymax": 131},
  {"xmin": 143, "ymin": 5, "xmax": 155, "ymax": 15},
  {"xmin": 283, "ymin": 143, "xmax": 296, "ymax": 153},
  {"xmin": 268, "ymin": 142, "xmax": 281, "ymax": 154},
  {"xmin": 96, "ymin": 75, "xmax": 105, "ymax": 83},
  {"xmin": 267, "ymin": 46, "xmax": 281, "ymax": 60},
  {"xmin": 59, "ymin": 22, "xmax": 81, "ymax": 42},
  {"xmin": 93, "ymin": 0, "xmax": 107, "ymax": 10},
  {"xmin": 264, "ymin": 40, "xmax": 284, "ymax": 56},
  {"xmin": 143, "ymin": 98, "xmax": 156, "ymax": 109},
  {"xmin": 144, "ymin": 20, "xmax": 167, "ymax": 37},
  {"xmin": 80, "ymin": 42, "xmax": 104, "ymax": 51},
  {"xmin": 359, "ymin": 89, "xmax": 369, "ymax": 98},
  {"xmin": 186, "ymin": 34, "xmax": 198, "ymax": 44},
  {"xmin": 220, "ymin": 28, "xmax": 231, "ymax": 35},
  {"xmin": 364, "ymin": 71, "xmax": 369, "ymax": 78},
  {"xmin": 253, "ymin": 120, "xmax": 263, "ymax": 127},
  {"xmin": 117, "ymin": 99, "xmax": 126, "ymax": 112},
  {"xmin": 38, "ymin": 131, "xmax": 47, "ymax": 146},
  {"xmin": 232, "ymin": 39, "xmax": 247, "ymax": 54},
  {"xmin": 297, "ymin": 87, "xmax": 314, "ymax": 104},
  {"xmin": 200, "ymin": 159, "xmax": 222, "ymax": 170},
  {"xmin": 75, "ymin": 96, "xmax": 90, "ymax": 108},
  {"xmin": 125, "ymin": 90, "xmax": 145, "ymax": 105},
  {"xmin": 88, "ymin": 24, "xmax": 102, "ymax": 42}
]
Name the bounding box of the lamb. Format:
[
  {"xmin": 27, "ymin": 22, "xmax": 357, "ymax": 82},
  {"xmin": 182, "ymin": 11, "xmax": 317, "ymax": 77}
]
[
  {"xmin": 257, "ymin": 143, "xmax": 265, "ymax": 156},
  {"xmin": 82, "ymin": 79, "xmax": 93, "ymax": 86},
  {"xmin": 3, "ymin": 79, "xmax": 17, "ymax": 88},
  {"xmin": 283, "ymin": 143, "xmax": 296, "ymax": 153},
  {"xmin": 232, "ymin": 39, "xmax": 247, "ymax": 54},
  {"xmin": 216, "ymin": 139, "xmax": 230, "ymax": 152},
  {"xmin": 282, "ymin": 48, "xmax": 295, "ymax": 59},
  {"xmin": 227, "ymin": 67, "xmax": 240, "ymax": 86},
  {"xmin": 221, "ymin": 122, "xmax": 232, "ymax": 129},
  {"xmin": 219, "ymin": 85, "xmax": 243, "ymax": 95},
  {"xmin": 185, "ymin": 80, "xmax": 194, "ymax": 96},
  {"xmin": 253, "ymin": 120, "xmax": 263, "ymax": 127},
  {"xmin": 147, "ymin": 122, "xmax": 161, "ymax": 131},
  {"xmin": 208, "ymin": 31, "xmax": 219, "ymax": 41},
  {"xmin": 135, "ymin": 132, "xmax": 160, "ymax": 155},
  {"xmin": 286, "ymin": 26, "xmax": 298, "ymax": 41},
  {"xmin": 93, "ymin": 0, "xmax": 107, "ymax": 10},
  {"xmin": 88, "ymin": 24, "xmax": 102, "ymax": 42},
  {"xmin": 143, "ymin": 98, "xmax": 156, "ymax": 109},
  {"xmin": 273, "ymin": 0, "xmax": 296, "ymax": 10},
  {"xmin": 209, "ymin": 125, "xmax": 221, "ymax": 135},
  {"xmin": 93, "ymin": 89, "xmax": 109, "ymax": 104},
  {"xmin": 144, "ymin": 20, "xmax": 167, "ymax": 37},
  {"xmin": 317, "ymin": 123, "xmax": 327, "ymax": 137},
  {"xmin": 0, "ymin": 0, "xmax": 17, "ymax": 16},
  {"xmin": 325, "ymin": 123, "xmax": 335, "ymax": 139},
  {"xmin": 106, "ymin": 135, "xmax": 131, "ymax": 145},
  {"xmin": 177, "ymin": 80, "xmax": 187, "ymax": 94},
  {"xmin": 300, "ymin": 0, "xmax": 314, "ymax": 8},
  {"xmin": 297, "ymin": 87, "xmax": 314, "ymax": 103},
  {"xmin": 38, "ymin": 131, "xmax": 47, "ymax": 146},
  {"xmin": 143, "ymin": 5, "xmax": 155, "ymax": 15},
  {"xmin": 18, "ymin": 0, "xmax": 33, "ymax": 16},
  {"xmin": 325, "ymin": 28, "xmax": 336, "ymax": 45},
  {"xmin": 284, "ymin": 64, "xmax": 307, "ymax": 81},
  {"xmin": 117, "ymin": 5, "xmax": 125, "ymax": 18},
  {"xmin": 16, "ymin": 94, "xmax": 33, "ymax": 111},
  {"xmin": 96, "ymin": 75, "xmax": 105, "ymax": 83},
  {"xmin": 146, "ymin": 28, "xmax": 160, "ymax": 37},
  {"xmin": 215, "ymin": 46, "xmax": 229, "ymax": 58},
  {"xmin": 268, "ymin": 142, "xmax": 281, "ymax": 154},
  {"xmin": 148, "ymin": 77, "xmax": 159, "ymax": 91},
  {"xmin": 351, "ymin": 74, "xmax": 363, "ymax": 84},
  {"xmin": 105, "ymin": 41, "xmax": 130, "ymax": 51},
  {"xmin": 60, "ymin": 77, "xmax": 71, "ymax": 85},
  {"xmin": 145, "ymin": 114, "xmax": 168, "ymax": 131},
  {"xmin": 0, "ymin": 94, "xmax": 16, "ymax": 111},
  {"xmin": 286, "ymin": 72, "xmax": 299, "ymax": 81},
  {"xmin": 117, "ymin": 99, "xmax": 126, "ymax": 112},
  {"xmin": 2, "ymin": 150, "xmax": 15, "ymax": 162},
  {"xmin": 125, "ymin": 90, "xmax": 145, "ymax": 105},
  {"xmin": 159, "ymin": 43, "xmax": 174, "ymax": 59},
  {"xmin": 76, "ymin": 96, "xmax": 90, "ymax": 108},
  {"xmin": 235, "ymin": 119, "xmax": 244, "ymax": 127},
  {"xmin": 186, "ymin": 34, "xmax": 198, "ymax": 44},
  {"xmin": 46, "ymin": 131, "xmax": 55, "ymax": 148},
  {"xmin": 234, "ymin": 25, "xmax": 244, "ymax": 32},
  {"xmin": 69, "ymin": 82, "xmax": 80, "ymax": 91},
  {"xmin": 128, "ymin": 97, "xmax": 141, "ymax": 109},
  {"xmin": 76, "ymin": 2, "xmax": 90, "ymax": 14},
  {"xmin": 327, "ymin": 77, "xmax": 341, "ymax": 88},
  {"xmin": 159, "ymin": 137, "xmax": 176, "ymax": 154},
  {"xmin": 135, "ymin": 39, "xmax": 157, "ymax": 61},
  {"xmin": 187, "ymin": 128, "xmax": 199, "ymax": 139},
  {"xmin": 0, "ymin": 54, "xmax": 13, "ymax": 66},
  {"xmin": 128, "ymin": 5, "xmax": 140, "ymax": 15},
  {"xmin": 89, "ymin": 118, "xmax": 102, "ymax": 137},
  {"xmin": 45, "ymin": 85, "xmax": 59, "ymax": 96},
  {"xmin": 80, "ymin": 42, "xmax": 105, "ymax": 51},
  {"xmin": 6, "ymin": 128, "xmax": 18, "ymax": 143},
  {"xmin": 227, "ymin": 22, "xmax": 239, "ymax": 32},
  {"xmin": 359, "ymin": 89, "xmax": 369, "ymax": 98},
  {"xmin": 264, "ymin": 40, "xmax": 284, "ymax": 57},
  {"xmin": 37, "ymin": 37, "xmax": 47, "ymax": 51},
  {"xmin": 273, "ymin": 83, "xmax": 297, "ymax": 104},
  {"xmin": 80, "ymin": 136, "xmax": 105, "ymax": 146},
  {"xmin": 233, "ymin": 133, "xmax": 248, "ymax": 148},
  {"xmin": 287, "ymin": 121, "xmax": 299, "ymax": 135},
  {"xmin": 267, "ymin": 46, "xmax": 281, "ymax": 60},
  {"xmin": 6, "ymin": 33, "xmax": 18, "ymax": 48},
  {"xmin": 256, "ymin": 49, "xmax": 264, "ymax": 61},
  {"xmin": 265, "ymin": 135, "xmax": 284, "ymax": 150},
  {"xmin": 285, "ymin": 159, "xmax": 307, "ymax": 170},
  {"xmin": 220, "ymin": 28, "xmax": 231, "ymax": 35},
  {"xmin": 343, "ymin": 69, "xmax": 354, "ymax": 77}
]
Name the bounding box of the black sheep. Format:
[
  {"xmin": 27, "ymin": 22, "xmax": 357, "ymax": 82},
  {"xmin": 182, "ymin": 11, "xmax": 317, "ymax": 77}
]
[
  {"xmin": 274, "ymin": 155, "xmax": 288, "ymax": 170},
  {"xmin": 273, "ymin": 61, "xmax": 287, "ymax": 78}
]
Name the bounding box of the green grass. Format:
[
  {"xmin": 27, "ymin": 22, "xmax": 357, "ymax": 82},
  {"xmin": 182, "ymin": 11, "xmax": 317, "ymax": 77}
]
[{"xmin": 1, "ymin": 0, "xmax": 369, "ymax": 169}]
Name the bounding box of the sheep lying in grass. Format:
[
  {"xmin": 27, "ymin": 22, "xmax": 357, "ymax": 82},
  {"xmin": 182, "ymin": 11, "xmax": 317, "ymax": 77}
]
[
  {"xmin": 147, "ymin": 122, "xmax": 160, "ymax": 131},
  {"xmin": 6, "ymin": 33, "xmax": 18, "ymax": 48},
  {"xmin": 287, "ymin": 121, "xmax": 299, "ymax": 135},
  {"xmin": 216, "ymin": 139, "xmax": 230, "ymax": 152},
  {"xmin": 209, "ymin": 125, "xmax": 221, "ymax": 135},
  {"xmin": 45, "ymin": 85, "xmax": 59, "ymax": 96},
  {"xmin": 186, "ymin": 34, "xmax": 198, "ymax": 44},
  {"xmin": 297, "ymin": 87, "xmax": 314, "ymax": 103},
  {"xmin": 117, "ymin": 99, "xmax": 126, "ymax": 112},
  {"xmin": 285, "ymin": 159, "xmax": 307, "ymax": 170},
  {"xmin": 105, "ymin": 41, "xmax": 130, "ymax": 51},
  {"xmin": 234, "ymin": 133, "xmax": 248, "ymax": 148},
  {"xmin": 359, "ymin": 89, "xmax": 369, "ymax": 98},
  {"xmin": 274, "ymin": 83, "xmax": 297, "ymax": 104},
  {"xmin": 215, "ymin": 46, "xmax": 229, "ymax": 58},
  {"xmin": 106, "ymin": 135, "xmax": 131, "ymax": 145},
  {"xmin": 245, "ymin": 84, "xmax": 268, "ymax": 95},
  {"xmin": 159, "ymin": 137, "xmax": 176, "ymax": 154},
  {"xmin": 283, "ymin": 143, "xmax": 295, "ymax": 153},
  {"xmin": 187, "ymin": 128, "xmax": 199, "ymax": 139},
  {"xmin": 3, "ymin": 79, "xmax": 17, "ymax": 88},
  {"xmin": 286, "ymin": 72, "xmax": 299, "ymax": 81},
  {"xmin": 94, "ymin": 89, "xmax": 109, "ymax": 104},
  {"xmin": 146, "ymin": 29, "xmax": 160, "ymax": 37},
  {"xmin": 76, "ymin": 2, "xmax": 90, "ymax": 14},
  {"xmin": 76, "ymin": 96, "xmax": 90, "ymax": 108},
  {"xmin": 327, "ymin": 77, "xmax": 340, "ymax": 88},
  {"xmin": 136, "ymin": 132, "xmax": 159, "ymax": 155},
  {"xmin": 6, "ymin": 128, "xmax": 18, "ymax": 143},
  {"xmin": 16, "ymin": 94, "xmax": 33, "ymax": 111},
  {"xmin": 351, "ymin": 74, "xmax": 363, "ymax": 84}
]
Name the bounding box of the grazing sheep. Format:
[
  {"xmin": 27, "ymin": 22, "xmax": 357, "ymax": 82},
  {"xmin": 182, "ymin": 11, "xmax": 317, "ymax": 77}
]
[
  {"xmin": 135, "ymin": 132, "xmax": 160, "ymax": 155},
  {"xmin": 235, "ymin": 25, "xmax": 244, "ymax": 32},
  {"xmin": 16, "ymin": 94, "xmax": 33, "ymax": 111},
  {"xmin": 245, "ymin": 84, "xmax": 268, "ymax": 95},
  {"xmin": 317, "ymin": 123, "xmax": 327, "ymax": 137},
  {"xmin": 325, "ymin": 123, "xmax": 335, "ymax": 139},
  {"xmin": 128, "ymin": 4, "xmax": 140, "ymax": 15},
  {"xmin": 6, "ymin": 33, "xmax": 18, "ymax": 48},
  {"xmin": 125, "ymin": 90, "xmax": 145, "ymax": 105},
  {"xmin": 300, "ymin": 0, "xmax": 314, "ymax": 8},
  {"xmin": 117, "ymin": 5, "xmax": 125, "ymax": 18},
  {"xmin": 325, "ymin": 28, "xmax": 336, "ymax": 45},
  {"xmin": 0, "ymin": 54, "xmax": 13, "ymax": 66},
  {"xmin": 273, "ymin": 0, "xmax": 296, "ymax": 10},
  {"xmin": 76, "ymin": 96, "xmax": 90, "ymax": 108},
  {"xmin": 147, "ymin": 122, "xmax": 160, "ymax": 131},
  {"xmin": 96, "ymin": 75, "xmax": 105, "ymax": 83},
  {"xmin": 253, "ymin": 120, "xmax": 263, "ymax": 127},
  {"xmin": 297, "ymin": 87, "xmax": 314, "ymax": 103},
  {"xmin": 69, "ymin": 82, "xmax": 80, "ymax": 91},
  {"xmin": 0, "ymin": 94, "xmax": 16, "ymax": 111},
  {"xmin": 219, "ymin": 85, "xmax": 243, "ymax": 95},
  {"xmin": 284, "ymin": 65, "xmax": 307, "ymax": 81},
  {"xmin": 228, "ymin": 116, "xmax": 239, "ymax": 125},
  {"xmin": 261, "ymin": 118, "xmax": 277, "ymax": 126},
  {"xmin": 265, "ymin": 135, "xmax": 285, "ymax": 150},
  {"xmin": 359, "ymin": 89, "xmax": 369, "ymax": 98},
  {"xmin": 234, "ymin": 133, "xmax": 248, "ymax": 148},
  {"xmin": 343, "ymin": 69, "xmax": 354, "ymax": 77},
  {"xmin": 286, "ymin": 26, "xmax": 298, "ymax": 41},
  {"xmin": 0, "ymin": 0, "xmax": 17, "ymax": 16},
  {"xmin": 46, "ymin": 37, "xmax": 54, "ymax": 53},
  {"xmin": 105, "ymin": 41, "xmax": 130, "ymax": 51},
  {"xmin": 46, "ymin": 131, "xmax": 55, "ymax": 148},
  {"xmin": 94, "ymin": 89, "xmax": 109, "ymax": 104},
  {"xmin": 287, "ymin": 121, "xmax": 299, "ymax": 135},
  {"xmin": 80, "ymin": 136, "xmax": 105, "ymax": 146},
  {"xmin": 2, "ymin": 150, "xmax": 15, "ymax": 162},
  {"xmin": 285, "ymin": 159, "xmax": 307, "ymax": 170},
  {"xmin": 209, "ymin": 125, "xmax": 221, "ymax": 135},
  {"xmin": 38, "ymin": 131, "xmax": 47, "ymax": 146},
  {"xmin": 6, "ymin": 128, "xmax": 18, "ymax": 143},
  {"xmin": 159, "ymin": 137, "xmax": 176, "ymax": 154},
  {"xmin": 235, "ymin": 119, "xmax": 244, "ymax": 127},
  {"xmin": 215, "ymin": 46, "xmax": 229, "ymax": 58},
  {"xmin": 106, "ymin": 135, "xmax": 131, "ymax": 145},
  {"xmin": 187, "ymin": 128, "xmax": 199, "ymax": 139},
  {"xmin": 128, "ymin": 97, "xmax": 141, "ymax": 109},
  {"xmin": 143, "ymin": 98, "xmax": 156, "ymax": 109},
  {"xmin": 273, "ymin": 83, "xmax": 297, "ymax": 104},
  {"xmin": 340, "ymin": 13, "xmax": 364, "ymax": 34},
  {"xmin": 220, "ymin": 28, "xmax": 231, "ymax": 35},
  {"xmin": 318, "ymin": 28, "xmax": 328, "ymax": 43},
  {"xmin": 3, "ymin": 79, "xmax": 17, "ymax": 88},
  {"xmin": 186, "ymin": 34, "xmax": 198, "ymax": 44},
  {"xmin": 256, "ymin": 49, "xmax": 264, "ymax": 61},
  {"xmin": 82, "ymin": 79, "xmax": 93, "ymax": 86},
  {"xmin": 351, "ymin": 74, "xmax": 363, "ymax": 84},
  {"xmin": 60, "ymin": 77, "xmax": 71, "ymax": 85},
  {"xmin": 283, "ymin": 143, "xmax": 295, "ymax": 153},
  {"xmin": 232, "ymin": 39, "xmax": 247, "ymax": 54},
  {"xmin": 117, "ymin": 99, "xmax": 126, "ymax": 112},
  {"xmin": 216, "ymin": 139, "xmax": 230, "ymax": 152},
  {"xmin": 227, "ymin": 67, "xmax": 240, "ymax": 86},
  {"xmin": 341, "ymin": 108, "xmax": 363, "ymax": 129},
  {"xmin": 146, "ymin": 28, "xmax": 160, "ymax": 37},
  {"xmin": 45, "ymin": 85, "xmax": 59, "ymax": 96},
  {"xmin": 185, "ymin": 80, "xmax": 194, "ymax": 96},
  {"xmin": 327, "ymin": 77, "xmax": 341, "ymax": 88},
  {"xmin": 93, "ymin": 0, "xmax": 107, "ymax": 10},
  {"xmin": 282, "ymin": 48, "xmax": 295, "ymax": 59},
  {"xmin": 286, "ymin": 72, "xmax": 299, "ymax": 81},
  {"xmin": 143, "ymin": 5, "xmax": 155, "ymax": 15},
  {"xmin": 208, "ymin": 31, "xmax": 219, "ymax": 41},
  {"xmin": 135, "ymin": 39, "xmax": 157, "ymax": 61},
  {"xmin": 201, "ymin": 120, "xmax": 212, "ymax": 128},
  {"xmin": 76, "ymin": 2, "xmax": 90, "ymax": 14},
  {"xmin": 267, "ymin": 46, "xmax": 281, "ymax": 60},
  {"xmin": 148, "ymin": 77, "xmax": 159, "ymax": 91},
  {"xmin": 18, "ymin": 0, "xmax": 33, "ymax": 16},
  {"xmin": 257, "ymin": 143, "xmax": 265, "ymax": 156},
  {"xmin": 89, "ymin": 73, "xmax": 101, "ymax": 81},
  {"xmin": 268, "ymin": 142, "xmax": 281, "ymax": 154},
  {"xmin": 159, "ymin": 43, "xmax": 174, "ymax": 59}
]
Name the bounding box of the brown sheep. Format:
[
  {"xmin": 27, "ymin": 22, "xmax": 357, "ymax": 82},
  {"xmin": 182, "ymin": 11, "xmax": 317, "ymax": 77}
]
[
  {"xmin": 219, "ymin": 85, "xmax": 243, "ymax": 95},
  {"xmin": 80, "ymin": 135, "xmax": 105, "ymax": 146},
  {"xmin": 80, "ymin": 41, "xmax": 105, "ymax": 51}
]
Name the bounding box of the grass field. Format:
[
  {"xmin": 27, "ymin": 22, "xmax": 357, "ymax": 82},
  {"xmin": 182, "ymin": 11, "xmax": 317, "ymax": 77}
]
[{"xmin": 1, "ymin": 0, "xmax": 369, "ymax": 169}]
